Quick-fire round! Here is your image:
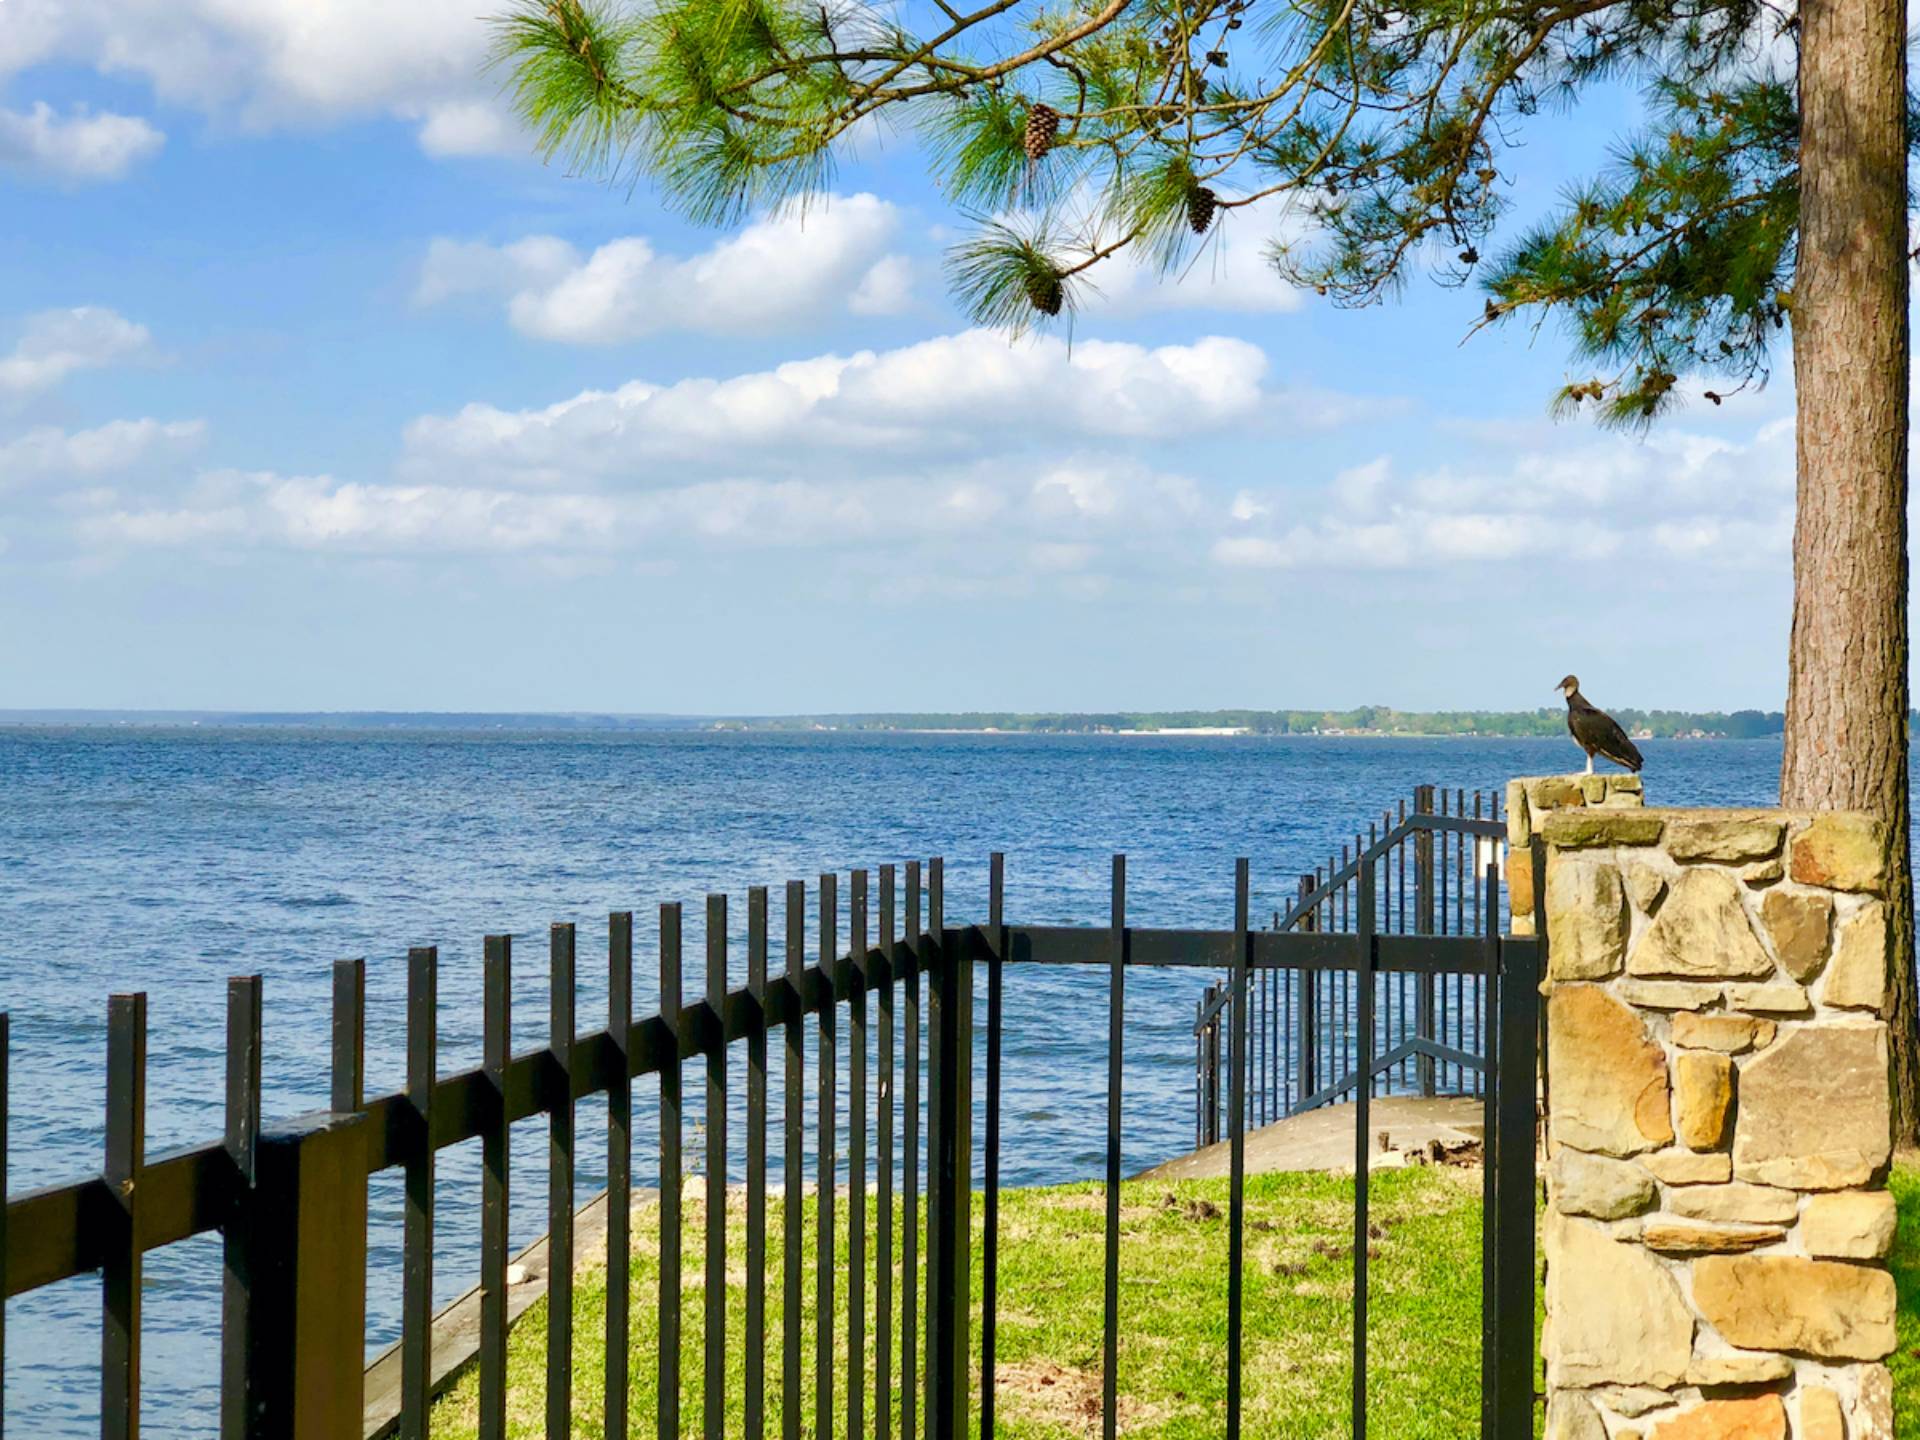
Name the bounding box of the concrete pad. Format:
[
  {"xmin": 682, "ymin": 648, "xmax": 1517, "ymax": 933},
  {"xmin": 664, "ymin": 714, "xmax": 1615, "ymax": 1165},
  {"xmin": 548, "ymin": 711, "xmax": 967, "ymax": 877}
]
[{"xmin": 1136, "ymin": 1096, "xmax": 1487, "ymax": 1180}]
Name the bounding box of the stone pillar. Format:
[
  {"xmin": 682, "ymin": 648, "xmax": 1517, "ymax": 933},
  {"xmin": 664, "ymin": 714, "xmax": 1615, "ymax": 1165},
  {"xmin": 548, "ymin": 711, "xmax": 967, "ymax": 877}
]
[
  {"xmin": 1538, "ymin": 799, "xmax": 1896, "ymax": 1440},
  {"xmin": 1505, "ymin": 772, "xmax": 1646, "ymax": 935}
]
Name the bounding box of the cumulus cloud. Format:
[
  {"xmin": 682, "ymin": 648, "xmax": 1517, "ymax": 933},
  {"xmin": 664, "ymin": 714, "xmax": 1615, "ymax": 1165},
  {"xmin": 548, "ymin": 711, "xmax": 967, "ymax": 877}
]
[
  {"xmin": 0, "ymin": 0, "xmax": 509, "ymax": 158},
  {"xmin": 0, "ymin": 102, "xmax": 164, "ymax": 182},
  {"xmin": 79, "ymin": 452, "xmax": 1221, "ymax": 562},
  {"xmin": 417, "ymin": 196, "xmax": 915, "ymax": 342},
  {"xmin": 0, "ymin": 417, "xmax": 203, "ymax": 481},
  {"xmin": 1213, "ymin": 411, "xmax": 1796, "ymax": 572},
  {"xmin": 400, "ymin": 329, "xmax": 1270, "ymax": 485},
  {"xmin": 0, "ymin": 307, "xmax": 153, "ymax": 394}
]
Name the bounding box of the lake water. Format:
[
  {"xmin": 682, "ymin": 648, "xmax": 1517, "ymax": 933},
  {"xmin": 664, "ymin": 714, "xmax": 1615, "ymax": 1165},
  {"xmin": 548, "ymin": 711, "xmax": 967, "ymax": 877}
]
[{"xmin": 0, "ymin": 727, "xmax": 1789, "ymax": 1433}]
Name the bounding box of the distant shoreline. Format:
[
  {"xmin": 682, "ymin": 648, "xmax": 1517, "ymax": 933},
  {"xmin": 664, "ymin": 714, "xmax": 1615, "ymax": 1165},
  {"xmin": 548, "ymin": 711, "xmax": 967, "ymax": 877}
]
[{"xmin": 0, "ymin": 708, "xmax": 1792, "ymax": 742}]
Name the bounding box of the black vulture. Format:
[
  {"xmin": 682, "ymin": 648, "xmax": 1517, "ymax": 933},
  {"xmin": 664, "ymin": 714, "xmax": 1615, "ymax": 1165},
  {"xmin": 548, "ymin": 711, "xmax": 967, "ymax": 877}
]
[{"xmin": 1558, "ymin": 675, "xmax": 1643, "ymax": 774}]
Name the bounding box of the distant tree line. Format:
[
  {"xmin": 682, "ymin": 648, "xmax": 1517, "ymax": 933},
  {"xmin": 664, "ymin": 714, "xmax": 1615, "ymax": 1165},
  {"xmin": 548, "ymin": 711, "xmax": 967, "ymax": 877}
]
[{"xmin": 728, "ymin": 708, "xmax": 1791, "ymax": 738}]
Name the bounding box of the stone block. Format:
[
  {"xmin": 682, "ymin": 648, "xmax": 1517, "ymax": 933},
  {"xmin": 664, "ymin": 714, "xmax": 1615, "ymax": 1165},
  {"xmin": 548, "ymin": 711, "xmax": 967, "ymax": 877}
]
[
  {"xmin": 1790, "ymin": 814, "xmax": 1887, "ymax": 894},
  {"xmin": 1666, "ymin": 1182, "xmax": 1797, "ymax": 1225},
  {"xmin": 1551, "ymin": 1149, "xmax": 1656, "ymax": 1219},
  {"xmin": 1548, "ymin": 985, "xmax": 1674, "ymax": 1156},
  {"xmin": 1600, "ymin": 1387, "xmax": 1681, "ymax": 1418},
  {"xmin": 1721, "ymin": 983, "xmax": 1808, "ymax": 1015},
  {"xmin": 1642, "ymin": 1150, "xmax": 1732, "ymax": 1184},
  {"xmin": 1618, "ymin": 980, "xmax": 1722, "ymax": 1010},
  {"xmin": 1670, "ymin": 1014, "xmax": 1773, "ymax": 1054},
  {"xmin": 1798, "ymin": 1387, "xmax": 1843, "ymax": 1440},
  {"xmin": 1544, "ymin": 1211, "xmax": 1693, "ymax": 1387},
  {"xmin": 1628, "ymin": 869, "xmax": 1773, "ymax": 979},
  {"xmin": 1641, "ymin": 1220, "xmax": 1784, "ymax": 1254},
  {"xmin": 1858, "ymin": 1363, "xmax": 1894, "ymax": 1440},
  {"xmin": 1508, "ymin": 848, "xmax": 1536, "ymax": 920},
  {"xmin": 1611, "ymin": 774, "xmax": 1645, "ymax": 796},
  {"xmin": 1626, "ymin": 866, "xmax": 1669, "ymax": 915},
  {"xmin": 1825, "ymin": 902, "xmax": 1888, "ymax": 1013},
  {"xmin": 1675, "ymin": 1052, "xmax": 1733, "ymax": 1150},
  {"xmin": 1532, "ymin": 776, "xmax": 1590, "ymax": 810},
  {"xmin": 1759, "ymin": 890, "xmax": 1832, "ymax": 982},
  {"xmin": 1547, "ymin": 1390, "xmax": 1607, "ymax": 1440},
  {"xmin": 1683, "ymin": 1350, "xmax": 1793, "ymax": 1386},
  {"xmin": 1507, "ymin": 780, "xmax": 1531, "ymax": 847},
  {"xmin": 1582, "ymin": 774, "xmax": 1608, "ymax": 803},
  {"xmin": 1801, "ymin": 1190, "xmax": 1897, "ymax": 1260},
  {"xmin": 1647, "ymin": 1395, "xmax": 1785, "ymax": 1440},
  {"xmin": 1734, "ymin": 1024, "xmax": 1890, "ymax": 1189},
  {"xmin": 1548, "ymin": 856, "xmax": 1629, "ymax": 980},
  {"xmin": 1666, "ymin": 815, "xmax": 1786, "ymax": 864},
  {"xmin": 1545, "ymin": 811, "xmax": 1667, "ymax": 849},
  {"xmin": 1692, "ymin": 1255, "xmax": 1895, "ymax": 1360}
]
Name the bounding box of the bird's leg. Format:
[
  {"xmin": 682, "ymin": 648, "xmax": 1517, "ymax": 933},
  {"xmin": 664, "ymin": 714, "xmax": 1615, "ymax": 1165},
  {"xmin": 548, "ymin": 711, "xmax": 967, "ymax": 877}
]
[{"xmin": 1584, "ymin": 754, "xmax": 1595, "ymax": 776}]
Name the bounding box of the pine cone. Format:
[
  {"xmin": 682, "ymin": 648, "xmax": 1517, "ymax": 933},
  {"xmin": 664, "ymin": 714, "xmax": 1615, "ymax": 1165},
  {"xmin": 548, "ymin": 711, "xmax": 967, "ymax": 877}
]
[
  {"xmin": 1023, "ymin": 104, "xmax": 1060, "ymax": 163},
  {"xmin": 1024, "ymin": 268, "xmax": 1064, "ymax": 317},
  {"xmin": 1187, "ymin": 186, "xmax": 1219, "ymax": 235}
]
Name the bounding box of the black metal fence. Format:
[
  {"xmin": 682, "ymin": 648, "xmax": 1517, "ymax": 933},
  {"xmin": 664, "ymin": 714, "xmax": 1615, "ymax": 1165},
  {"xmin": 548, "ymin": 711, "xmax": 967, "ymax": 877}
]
[
  {"xmin": 1195, "ymin": 785, "xmax": 1507, "ymax": 1145},
  {"xmin": 3, "ymin": 850, "xmax": 1539, "ymax": 1439}
]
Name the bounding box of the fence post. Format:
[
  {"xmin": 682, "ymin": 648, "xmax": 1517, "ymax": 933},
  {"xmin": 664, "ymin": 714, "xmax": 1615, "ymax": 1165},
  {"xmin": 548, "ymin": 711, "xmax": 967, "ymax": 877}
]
[
  {"xmin": 925, "ymin": 871, "xmax": 971, "ymax": 1440},
  {"xmin": 239, "ymin": 1111, "xmax": 370, "ymax": 1440},
  {"xmin": 1413, "ymin": 785, "xmax": 1437, "ymax": 1096},
  {"xmin": 1295, "ymin": 874, "xmax": 1318, "ymax": 1110}
]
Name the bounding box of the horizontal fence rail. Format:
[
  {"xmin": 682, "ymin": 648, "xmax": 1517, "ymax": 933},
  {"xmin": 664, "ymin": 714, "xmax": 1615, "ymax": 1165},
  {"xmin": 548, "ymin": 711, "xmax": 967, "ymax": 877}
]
[
  {"xmin": 1196, "ymin": 786, "xmax": 1508, "ymax": 1147},
  {"xmin": 4, "ymin": 852, "xmax": 1540, "ymax": 1440}
]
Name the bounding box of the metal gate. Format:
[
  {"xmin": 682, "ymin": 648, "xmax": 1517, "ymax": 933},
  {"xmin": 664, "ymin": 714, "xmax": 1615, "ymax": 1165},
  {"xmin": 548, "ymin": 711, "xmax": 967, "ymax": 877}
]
[{"xmin": 3, "ymin": 846, "xmax": 1540, "ymax": 1439}]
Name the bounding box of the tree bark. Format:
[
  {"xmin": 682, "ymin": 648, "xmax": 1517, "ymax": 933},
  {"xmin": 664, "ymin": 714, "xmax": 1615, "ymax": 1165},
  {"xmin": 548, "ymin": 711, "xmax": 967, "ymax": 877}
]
[{"xmin": 1783, "ymin": 0, "xmax": 1916, "ymax": 1142}]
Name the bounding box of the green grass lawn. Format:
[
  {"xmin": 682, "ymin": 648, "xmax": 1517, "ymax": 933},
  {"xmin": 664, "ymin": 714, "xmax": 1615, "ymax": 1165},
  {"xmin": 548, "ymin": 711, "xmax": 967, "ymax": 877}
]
[{"xmin": 434, "ymin": 1163, "xmax": 1920, "ymax": 1438}]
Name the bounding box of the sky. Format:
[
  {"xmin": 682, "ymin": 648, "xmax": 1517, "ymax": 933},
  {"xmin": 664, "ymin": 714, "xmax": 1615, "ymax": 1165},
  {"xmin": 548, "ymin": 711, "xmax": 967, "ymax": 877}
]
[{"xmin": 0, "ymin": 2, "xmax": 1808, "ymax": 715}]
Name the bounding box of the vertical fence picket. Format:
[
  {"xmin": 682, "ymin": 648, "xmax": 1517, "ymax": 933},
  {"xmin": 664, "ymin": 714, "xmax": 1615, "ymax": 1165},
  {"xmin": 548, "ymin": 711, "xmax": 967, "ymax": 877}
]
[
  {"xmin": 705, "ymin": 897, "xmax": 729, "ymax": 1440},
  {"xmin": 925, "ymin": 856, "xmax": 969, "ymax": 1440},
  {"xmin": 816, "ymin": 872, "xmax": 838, "ymax": 1440},
  {"xmin": 401, "ymin": 949, "xmax": 437, "ymax": 1440},
  {"xmin": 876, "ymin": 865, "xmax": 895, "ymax": 1440},
  {"xmin": 607, "ymin": 916, "xmax": 633, "ymax": 1440},
  {"xmin": 983, "ymin": 853, "xmax": 1004, "ymax": 1440},
  {"xmin": 0, "ymin": 1011, "xmax": 6, "ymax": 1440},
  {"xmin": 746, "ymin": 888, "xmax": 769, "ymax": 1440},
  {"xmin": 102, "ymin": 992, "xmax": 146, "ymax": 1440},
  {"xmin": 220, "ymin": 977, "xmax": 261, "ymax": 1440},
  {"xmin": 659, "ymin": 905, "xmax": 684, "ymax": 1440},
  {"xmin": 548, "ymin": 924, "xmax": 576, "ymax": 1440},
  {"xmin": 1227, "ymin": 860, "xmax": 1249, "ymax": 1439},
  {"xmin": 1102, "ymin": 856, "xmax": 1126, "ymax": 1440},
  {"xmin": 1479, "ymin": 865, "xmax": 1500, "ymax": 1438},
  {"xmin": 781, "ymin": 882, "xmax": 805, "ymax": 1440},
  {"xmin": 480, "ymin": 936, "xmax": 511, "ymax": 1440},
  {"xmin": 902, "ymin": 861, "xmax": 921, "ymax": 1440},
  {"xmin": 1352, "ymin": 860, "xmax": 1375, "ymax": 1440},
  {"xmin": 848, "ymin": 870, "xmax": 868, "ymax": 1440},
  {"xmin": 331, "ymin": 959, "xmax": 364, "ymax": 1113}
]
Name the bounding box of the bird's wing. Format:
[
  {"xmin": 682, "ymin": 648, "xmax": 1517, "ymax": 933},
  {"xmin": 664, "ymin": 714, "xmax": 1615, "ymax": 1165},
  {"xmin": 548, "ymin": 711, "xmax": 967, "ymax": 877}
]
[{"xmin": 1590, "ymin": 710, "xmax": 1643, "ymax": 771}]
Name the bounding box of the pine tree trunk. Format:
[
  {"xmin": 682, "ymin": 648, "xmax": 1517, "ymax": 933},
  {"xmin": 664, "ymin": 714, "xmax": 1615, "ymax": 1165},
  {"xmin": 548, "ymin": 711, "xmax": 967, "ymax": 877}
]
[{"xmin": 1783, "ymin": 0, "xmax": 1916, "ymax": 1142}]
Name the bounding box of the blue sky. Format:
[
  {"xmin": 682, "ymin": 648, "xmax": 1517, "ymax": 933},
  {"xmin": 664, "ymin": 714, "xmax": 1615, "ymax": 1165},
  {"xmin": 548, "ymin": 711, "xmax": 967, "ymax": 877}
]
[{"xmin": 0, "ymin": 3, "xmax": 1802, "ymax": 715}]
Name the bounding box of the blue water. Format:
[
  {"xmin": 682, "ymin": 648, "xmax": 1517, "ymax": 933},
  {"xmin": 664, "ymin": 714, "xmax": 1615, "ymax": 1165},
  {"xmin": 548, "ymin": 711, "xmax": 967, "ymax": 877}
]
[{"xmin": 0, "ymin": 727, "xmax": 1786, "ymax": 1434}]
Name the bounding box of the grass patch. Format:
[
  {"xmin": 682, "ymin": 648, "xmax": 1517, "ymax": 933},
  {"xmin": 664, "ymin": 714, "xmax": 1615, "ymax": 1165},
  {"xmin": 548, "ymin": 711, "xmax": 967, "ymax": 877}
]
[{"xmin": 434, "ymin": 1164, "xmax": 1920, "ymax": 1438}]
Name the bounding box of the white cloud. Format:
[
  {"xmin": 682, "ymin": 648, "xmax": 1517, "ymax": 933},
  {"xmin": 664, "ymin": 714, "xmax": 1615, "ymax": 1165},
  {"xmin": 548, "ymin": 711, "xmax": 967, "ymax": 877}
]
[
  {"xmin": 0, "ymin": 0, "xmax": 510, "ymax": 158},
  {"xmin": 401, "ymin": 329, "xmax": 1271, "ymax": 483},
  {"xmin": 418, "ymin": 196, "xmax": 915, "ymax": 342},
  {"xmin": 0, "ymin": 307, "xmax": 153, "ymax": 393},
  {"xmin": 411, "ymin": 100, "xmax": 522, "ymax": 159},
  {"xmin": 1214, "ymin": 411, "xmax": 1796, "ymax": 573},
  {"xmin": 1061, "ymin": 189, "xmax": 1308, "ymax": 316},
  {"xmin": 0, "ymin": 102, "xmax": 163, "ymax": 182},
  {"xmin": 0, "ymin": 417, "xmax": 203, "ymax": 480}
]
